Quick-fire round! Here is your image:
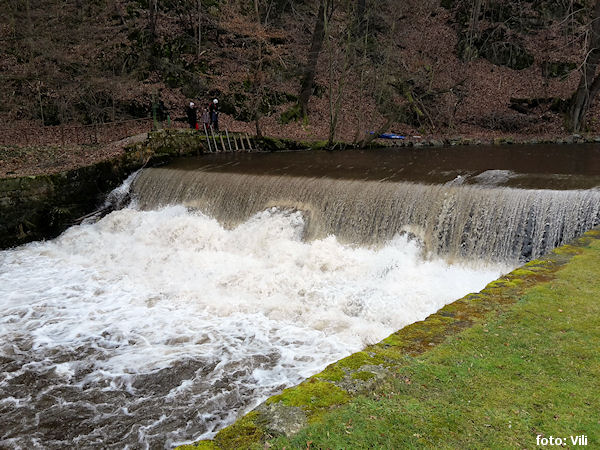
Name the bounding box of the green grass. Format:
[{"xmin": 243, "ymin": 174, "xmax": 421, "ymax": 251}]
[{"xmin": 266, "ymin": 240, "xmax": 600, "ymax": 449}]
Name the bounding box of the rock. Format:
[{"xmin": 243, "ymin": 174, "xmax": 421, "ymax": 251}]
[
  {"xmin": 334, "ymin": 364, "xmax": 389, "ymax": 395},
  {"xmin": 0, "ymin": 131, "xmax": 203, "ymax": 249},
  {"xmin": 255, "ymin": 402, "xmax": 308, "ymax": 437}
]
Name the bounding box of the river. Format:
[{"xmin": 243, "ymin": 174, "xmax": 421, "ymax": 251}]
[{"xmin": 1, "ymin": 144, "xmax": 599, "ymax": 448}]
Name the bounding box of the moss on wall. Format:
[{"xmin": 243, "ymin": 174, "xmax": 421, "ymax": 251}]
[{"xmin": 0, "ymin": 130, "xmax": 204, "ymax": 249}]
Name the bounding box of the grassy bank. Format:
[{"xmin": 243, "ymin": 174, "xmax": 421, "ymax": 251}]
[{"xmin": 184, "ymin": 230, "xmax": 600, "ymax": 449}]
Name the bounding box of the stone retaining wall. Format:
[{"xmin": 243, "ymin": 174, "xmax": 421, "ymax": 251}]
[{"xmin": 0, "ymin": 131, "xmax": 201, "ymax": 249}]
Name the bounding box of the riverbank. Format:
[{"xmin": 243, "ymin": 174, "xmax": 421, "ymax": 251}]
[
  {"xmin": 182, "ymin": 228, "xmax": 600, "ymax": 449},
  {"xmin": 0, "ymin": 131, "xmax": 204, "ymax": 248},
  {"xmin": 3, "ymin": 129, "xmax": 600, "ymax": 179},
  {"xmin": 2, "ymin": 128, "xmax": 599, "ymax": 248},
  {"xmin": 373, "ymin": 132, "xmax": 600, "ymax": 148},
  {"xmin": 0, "ymin": 134, "xmax": 147, "ymax": 179}
]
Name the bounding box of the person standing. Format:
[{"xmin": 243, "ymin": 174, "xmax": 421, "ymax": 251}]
[
  {"xmin": 209, "ymin": 98, "xmax": 220, "ymax": 132},
  {"xmin": 201, "ymin": 107, "xmax": 210, "ymax": 131},
  {"xmin": 186, "ymin": 102, "xmax": 198, "ymax": 129}
]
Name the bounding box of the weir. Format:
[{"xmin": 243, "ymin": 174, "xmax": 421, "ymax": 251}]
[
  {"xmin": 3, "ymin": 145, "xmax": 600, "ymax": 449},
  {"xmin": 132, "ymin": 168, "xmax": 600, "ymax": 262}
]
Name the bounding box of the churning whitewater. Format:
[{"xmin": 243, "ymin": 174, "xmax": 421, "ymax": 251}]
[{"xmin": 0, "ymin": 203, "xmax": 506, "ymax": 448}]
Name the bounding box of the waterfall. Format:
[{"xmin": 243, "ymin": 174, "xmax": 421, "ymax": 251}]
[
  {"xmin": 3, "ymin": 157, "xmax": 597, "ymax": 448},
  {"xmin": 132, "ymin": 168, "xmax": 600, "ymax": 262}
]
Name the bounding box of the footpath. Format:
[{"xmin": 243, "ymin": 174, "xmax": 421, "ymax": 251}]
[{"xmin": 184, "ymin": 229, "xmax": 600, "ymax": 449}]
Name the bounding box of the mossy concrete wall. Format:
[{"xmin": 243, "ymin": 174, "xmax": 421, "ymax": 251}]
[
  {"xmin": 1, "ymin": 161, "xmax": 132, "ymax": 248},
  {"xmin": 180, "ymin": 228, "xmax": 600, "ymax": 450},
  {"xmin": 0, "ymin": 129, "xmax": 327, "ymax": 249},
  {"xmin": 0, "ymin": 130, "xmax": 203, "ymax": 249}
]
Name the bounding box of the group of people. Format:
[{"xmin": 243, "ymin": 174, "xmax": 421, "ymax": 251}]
[{"xmin": 187, "ymin": 99, "xmax": 220, "ymax": 132}]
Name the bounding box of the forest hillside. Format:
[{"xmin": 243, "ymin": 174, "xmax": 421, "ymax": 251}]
[{"xmin": 2, "ymin": 0, "xmax": 600, "ymax": 142}]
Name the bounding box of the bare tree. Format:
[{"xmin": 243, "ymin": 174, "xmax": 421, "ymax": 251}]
[
  {"xmin": 148, "ymin": 0, "xmax": 159, "ymax": 69},
  {"xmin": 356, "ymin": 0, "xmax": 366, "ymax": 35},
  {"xmin": 247, "ymin": 0, "xmax": 273, "ymax": 136},
  {"xmin": 464, "ymin": 0, "xmax": 485, "ymax": 60},
  {"xmin": 298, "ymin": 0, "xmax": 335, "ymax": 117},
  {"xmin": 149, "ymin": 0, "xmax": 158, "ymax": 40},
  {"xmin": 326, "ymin": 13, "xmax": 351, "ymax": 147},
  {"xmin": 197, "ymin": 0, "xmax": 202, "ymax": 61},
  {"xmin": 570, "ymin": 0, "xmax": 600, "ymax": 132},
  {"xmin": 326, "ymin": 0, "xmax": 367, "ymax": 147}
]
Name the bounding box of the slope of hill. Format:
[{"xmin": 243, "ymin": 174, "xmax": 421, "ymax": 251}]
[{"xmin": 1, "ymin": 0, "xmax": 598, "ymax": 142}]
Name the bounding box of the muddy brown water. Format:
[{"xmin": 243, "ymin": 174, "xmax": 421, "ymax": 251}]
[{"xmin": 163, "ymin": 143, "xmax": 600, "ymax": 190}]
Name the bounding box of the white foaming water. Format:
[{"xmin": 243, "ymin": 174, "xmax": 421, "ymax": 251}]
[{"xmin": 0, "ymin": 205, "xmax": 508, "ymax": 448}]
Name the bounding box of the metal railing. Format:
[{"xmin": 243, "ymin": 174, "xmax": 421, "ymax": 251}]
[{"xmin": 201, "ymin": 123, "xmax": 255, "ymax": 153}]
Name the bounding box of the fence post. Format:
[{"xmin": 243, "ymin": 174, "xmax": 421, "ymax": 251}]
[
  {"xmin": 203, "ymin": 124, "xmax": 213, "ymax": 152},
  {"xmin": 225, "ymin": 128, "xmax": 233, "ymax": 152},
  {"xmin": 210, "ymin": 126, "xmax": 219, "ymax": 152}
]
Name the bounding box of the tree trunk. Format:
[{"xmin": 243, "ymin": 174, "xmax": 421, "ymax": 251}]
[
  {"xmin": 149, "ymin": 0, "xmax": 158, "ymax": 68},
  {"xmin": 252, "ymin": 0, "xmax": 265, "ymax": 138},
  {"xmin": 570, "ymin": 0, "xmax": 600, "ymax": 132},
  {"xmin": 255, "ymin": 116, "xmax": 262, "ymax": 137},
  {"xmin": 464, "ymin": 0, "xmax": 484, "ymax": 60},
  {"xmin": 298, "ymin": 0, "xmax": 331, "ymax": 117},
  {"xmin": 37, "ymin": 81, "xmax": 45, "ymax": 126},
  {"xmin": 328, "ymin": 26, "xmax": 352, "ymax": 148},
  {"xmin": 149, "ymin": 0, "xmax": 157, "ymax": 39},
  {"xmin": 356, "ymin": 0, "xmax": 366, "ymax": 35},
  {"xmin": 254, "ymin": 0, "xmax": 260, "ymax": 20},
  {"xmin": 197, "ymin": 0, "xmax": 201, "ymax": 61},
  {"xmin": 358, "ymin": 116, "xmax": 394, "ymax": 148}
]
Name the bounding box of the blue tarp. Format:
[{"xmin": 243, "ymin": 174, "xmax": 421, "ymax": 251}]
[{"xmin": 369, "ymin": 132, "xmax": 406, "ymax": 139}]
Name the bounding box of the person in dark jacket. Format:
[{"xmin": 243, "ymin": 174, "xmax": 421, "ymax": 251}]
[
  {"xmin": 186, "ymin": 102, "xmax": 198, "ymax": 129},
  {"xmin": 209, "ymin": 99, "xmax": 219, "ymax": 132}
]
